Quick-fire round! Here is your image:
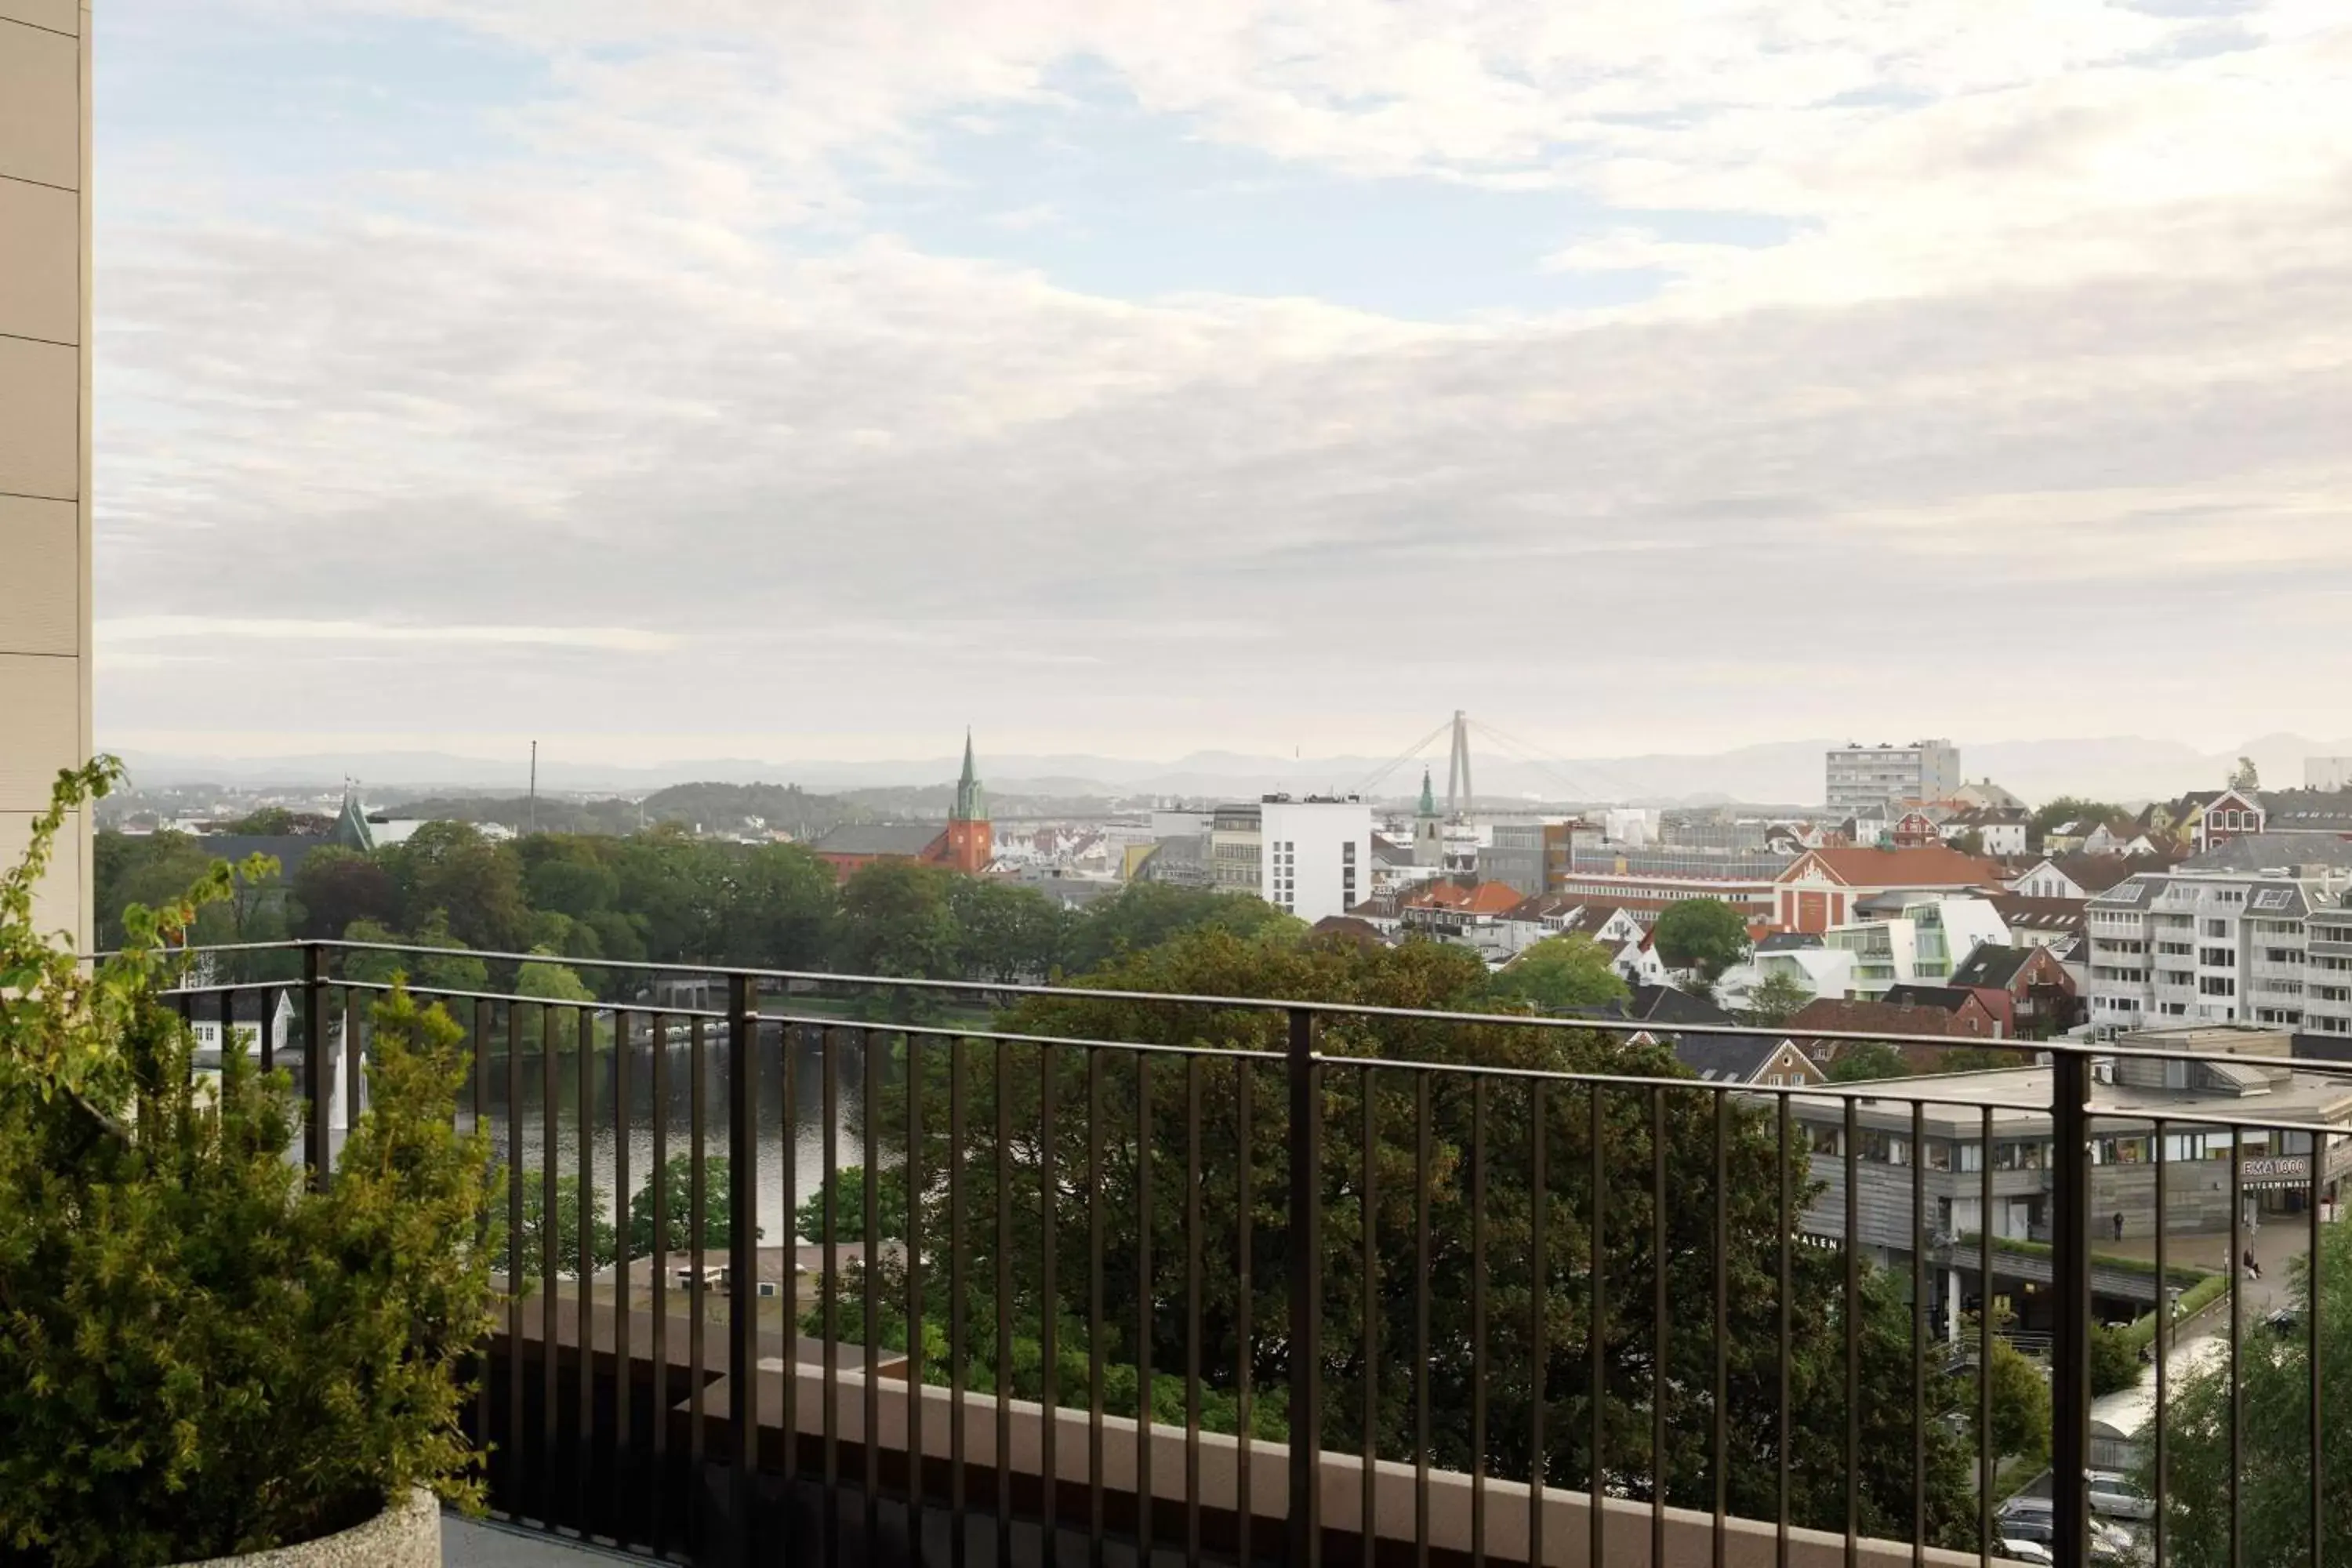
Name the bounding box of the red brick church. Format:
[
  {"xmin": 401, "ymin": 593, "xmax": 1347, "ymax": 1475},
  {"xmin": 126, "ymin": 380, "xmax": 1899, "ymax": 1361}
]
[{"xmin": 808, "ymin": 730, "xmax": 995, "ymax": 881}]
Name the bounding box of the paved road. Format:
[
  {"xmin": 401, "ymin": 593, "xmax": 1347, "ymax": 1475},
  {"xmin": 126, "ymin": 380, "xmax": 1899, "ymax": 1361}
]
[{"xmin": 444, "ymin": 1515, "xmax": 638, "ymax": 1566}]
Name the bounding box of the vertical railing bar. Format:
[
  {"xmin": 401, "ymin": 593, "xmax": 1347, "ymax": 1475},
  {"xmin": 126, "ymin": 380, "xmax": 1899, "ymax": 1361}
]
[
  {"xmin": 1652, "ymin": 1085, "xmax": 1668, "ymax": 1568},
  {"xmin": 995, "ymin": 1036, "xmax": 1014, "ymax": 1568},
  {"xmin": 2230, "ymin": 1125, "xmax": 2244, "ymax": 1568},
  {"xmin": 649, "ymin": 1013, "xmax": 670, "ymax": 1559},
  {"xmin": 1589, "ymin": 1080, "xmax": 1605, "ymax": 1568},
  {"xmin": 1040, "ymin": 1040, "xmax": 1061, "ymax": 1568},
  {"xmin": 473, "ymin": 996, "xmax": 492, "ymax": 1503},
  {"xmin": 1529, "ymin": 1077, "xmax": 1547, "ymax": 1568},
  {"xmin": 862, "ymin": 1029, "xmax": 880, "ymax": 1556},
  {"xmin": 906, "ymin": 1027, "xmax": 925, "ymax": 1556},
  {"xmin": 822, "ymin": 1026, "xmax": 840, "ymax": 1568},
  {"xmin": 688, "ymin": 1014, "xmax": 708, "ymax": 1510},
  {"xmin": 2154, "ymin": 1115, "xmax": 2168, "ymax": 1568},
  {"xmin": 1977, "ymin": 1104, "xmax": 1992, "ymax": 1568},
  {"xmin": 1187, "ymin": 1054, "xmax": 1205, "ymax": 1568},
  {"xmin": 1777, "ymin": 1094, "xmax": 1791, "ymax": 1568},
  {"xmin": 302, "ymin": 947, "xmax": 327, "ymax": 1182},
  {"xmin": 1285, "ymin": 1007, "xmax": 1323, "ymax": 1568},
  {"xmin": 1712, "ymin": 1091, "xmax": 1728, "ymax": 1568},
  {"xmin": 1843, "ymin": 1094, "xmax": 1860, "ymax": 1568},
  {"xmin": 1237, "ymin": 1058, "xmax": 1254, "ymax": 1568},
  {"xmin": 1088, "ymin": 1046, "xmax": 1105, "ymax": 1568},
  {"xmin": 541, "ymin": 1002, "xmax": 560, "ymax": 1533},
  {"xmin": 1135, "ymin": 1053, "xmax": 1153, "ymax": 1560},
  {"xmin": 949, "ymin": 1035, "xmax": 967, "ymax": 1568},
  {"xmin": 1471, "ymin": 1075, "xmax": 1488, "ymax": 1568},
  {"xmin": 2053, "ymin": 1054, "xmax": 2092, "ymax": 1568},
  {"xmin": 1364, "ymin": 1065, "xmax": 1381, "ymax": 1565},
  {"xmin": 777, "ymin": 1019, "xmax": 796, "ymax": 1567},
  {"xmin": 1414, "ymin": 1073, "xmax": 1432, "ymax": 1568},
  {"xmin": 727, "ymin": 981, "xmax": 760, "ymax": 1568},
  {"xmin": 508, "ymin": 1000, "xmax": 526, "ymax": 1523},
  {"xmin": 2311, "ymin": 1128, "xmax": 2326, "ymax": 1568},
  {"xmin": 612, "ymin": 1007, "xmax": 632, "ymax": 1554},
  {"xmin": 1910, "ymin": 1098, "xmax": 1926, "ymax": 1568},
  {"xmin": 258, "ymin": 974, "xmax": 277, "ymax": 1073},
  {"xmin": 578, "ymin": 1005, "xmax": 597, "ymax": 1544}
]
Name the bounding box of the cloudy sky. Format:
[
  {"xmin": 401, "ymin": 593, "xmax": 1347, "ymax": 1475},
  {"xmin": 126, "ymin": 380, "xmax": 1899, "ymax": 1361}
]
[{"xmin": 93, "ymin": 1, "xmax": 2352, "ymax": 769}]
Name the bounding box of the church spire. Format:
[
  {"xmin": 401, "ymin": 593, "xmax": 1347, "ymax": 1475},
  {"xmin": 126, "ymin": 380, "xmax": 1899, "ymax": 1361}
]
[
  {"xmin": 1417, "ymin": 765, "xmax": 1437, "ymax": 819},
  {"xmin": 953, "ymin": 729, "xmax": 986, "ymax": 823}
]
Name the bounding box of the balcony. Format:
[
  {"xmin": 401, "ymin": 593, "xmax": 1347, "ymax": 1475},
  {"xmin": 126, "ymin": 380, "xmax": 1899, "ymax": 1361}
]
[{"xmin": 165, "ymin": 941, "xmax": 2349, "ymax": 1568}]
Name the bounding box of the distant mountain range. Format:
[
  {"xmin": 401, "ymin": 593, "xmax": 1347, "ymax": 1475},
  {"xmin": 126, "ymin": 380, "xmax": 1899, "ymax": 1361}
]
[{"xmin": 111, "ymin": 731, "xmax": 2351, "ymax": 811}]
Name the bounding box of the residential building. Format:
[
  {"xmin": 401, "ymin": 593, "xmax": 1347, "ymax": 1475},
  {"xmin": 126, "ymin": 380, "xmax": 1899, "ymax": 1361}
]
[
  {"xmin": 1947, "ymin": 942, "xmax": 2080, "ymax": 1037},
  {"xmin": 2306, "ymin": 894, "xmax": 2352, "ymax": 1037},
  {"xmin": 1788, "ymin": 993, "xmax": 2010, "ymax": 1071},
  {"xmin": 1492, "ymin": 895, "xmax": 1660, "ymax": 981},
  {"xmin": 2007, "ymin": 853, "xmax": 2150, "ymax": 902},
  {"xmin": 2252, "ymin": 787, "xmax": 2352, "ymax": 837},
  {"xmin": 1824, "ymin": 739, "xmax": 1961, "ymax": 813},
  {"xmin": 1, "ymin": 5, "xmax": 94, "ymax": 945},
  {"xmin": 1396, "ymin": 879, "xmax": 1525, "ymax": 947},
  {"xmin": 1672, "ymin": 1031, "xmax": 1824, "ymax": 1087},
  {"xmin": 1986, "ymin": 893, "xmax": 2089, "ymax": 950},
  {"xmin": 1772, "ymin": 844, "xmax": 2005, "ymax": 934},
  {"xmin": 1714, "ymin": 938, "xmax": 1857, "ymax": 1013},
  {"xmin": 1258, "ymin": 794, "xmax": 1374, "ymax": 923},
  {"xmin": 1952, "ymin": 779, "xmax": 2025, "ymax": 811},
  {"xmin": 1368, "ymin": 834, "xmax": 1432, "ymax": 895},
  {"xmin": 2187, "ymin": 787, "xmax": 2267, "ymax": 852},
  {"xmin": 2081, "ymin": 836, "xmax": 2352, "ymax": 1031},
  {"xmin": 1943, "ymin": 806, "xmax": 2029, "ymax": 857}
]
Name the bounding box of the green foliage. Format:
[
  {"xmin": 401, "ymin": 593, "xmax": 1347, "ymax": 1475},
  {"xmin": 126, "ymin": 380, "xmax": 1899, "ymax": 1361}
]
[
  {"xmin": 2229, "ymin": 757, "xmax": 2261, "ymax": 793},
  {"xmin": 794, "ymin": 1163, "xmax": 909, "ymax": 1243},
  {"xmin": 1651, "ymin": 898, "xmax": 1751, "ymax": 981},
  {"xmin": 292, "ymin": 845, "xmax": 399, "ymax": 941},
  {"xmin": 514, "ymin": 1173, "xmax": 618, "ymax": 1283},
  {"xmin": 1485, "ymin": 934, "xmax": 1630, "ymax": 1013},
  {"xmin": 1059, "ymin": 882, "xmax": 1299, "ymax": 975},
  {"xmin": 1742, "ymin": 969, "xmax": 1816, "ymax": 1027},
  {"xmin": 0, "ymin": 764, "xmax": 495, "ymax": 1566},
  {"xmin": 851, "ymin": 927, "xmax": 1981, "ymax": 1549},
  {"xmin": 625, "ymin": 1153, "xmax": 763, "ymax": 1256},
  {"xmin": 387, "ymin": 821, "xmax": 532, "ymax": 954},
  {"xmin": 2147, "ymin": 1222, "xmax": 2352, "ymax": 1566},
  {"xmin": 1826, "ymin": 1040, "xmax": 1912, "ymax": 1083},
  {"xmin": 343, "ymin": 916, "xmax": 490, "ymax": 996},
  {"xmin": 515, "ymin": 953, "xmax": 594, "ymax": 1004},
  {"xmin": 1971, "ymin": 1333, "xmax": 2053, "ymax": 1468},
  {"xmin": 1936, "ymin": 1046, "xmax": 2031, "ymax": 1073},
  {"xmin": 947, "ymin": 877, "xmax": 1073, "ymax": 982},
  {"xmin": 2088, "ymin": 1322, "xmax": 2140, "ymax": 1399},
  {"xmin": 2027, "ymin": 797, "xmax": 2126, "ymax": 848},
  {"xmin": 837, "ymin": 861, "xmax": 962, "ymax": 981}
]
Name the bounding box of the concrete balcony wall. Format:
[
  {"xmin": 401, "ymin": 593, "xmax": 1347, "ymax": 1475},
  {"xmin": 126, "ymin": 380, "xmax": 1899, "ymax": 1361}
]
[{"xmin": 0, "ymin": 0, "xmax": 92, "ymax": 947}]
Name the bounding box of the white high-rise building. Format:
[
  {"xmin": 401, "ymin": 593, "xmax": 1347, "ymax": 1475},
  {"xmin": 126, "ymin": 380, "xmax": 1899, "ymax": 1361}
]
[
  {"xmin": 1258, "ymin": 795, "xmax": 1374, "ymax": 924},
  {"xmin": 1826, "ymin": 740, "xmax": 1962, "ymax": 812}
]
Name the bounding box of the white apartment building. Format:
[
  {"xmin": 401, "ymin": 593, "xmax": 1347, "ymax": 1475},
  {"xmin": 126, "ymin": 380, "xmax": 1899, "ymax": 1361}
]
[
  {"xmin": 1822, "ymin": 895, "xmax": 2011, "ymax": 999},
  {"xmin": 2305, "ymin": 896, "xmax": 2352, "ymax": 1036},
  {"xmin": 2082, "ymin": 838, "xmax": 2352, "ymax": 1031},
  {"xmin": 1257, "ymin": 795, "xmax": 1374, "ymax": 924},
  {"xmin": 1825, "ymin": 739, "xmax": 1962, "ymax": 813}
]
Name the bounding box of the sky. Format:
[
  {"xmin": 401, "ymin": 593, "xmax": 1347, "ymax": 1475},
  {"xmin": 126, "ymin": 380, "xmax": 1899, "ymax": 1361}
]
[{"xmin": 90, "ymin": 1, "xmax": 2352, "ymax": 771}]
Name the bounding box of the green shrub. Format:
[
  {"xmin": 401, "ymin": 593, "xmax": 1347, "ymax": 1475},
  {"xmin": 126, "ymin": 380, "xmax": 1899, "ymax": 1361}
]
[
  {"xmin": 0, "ymin": 761, "xmax": 497, "ymax": 1567},
  {"xmin": 2088, "ymin": 1321, "xmax": 2142, "ymax": 1398}
]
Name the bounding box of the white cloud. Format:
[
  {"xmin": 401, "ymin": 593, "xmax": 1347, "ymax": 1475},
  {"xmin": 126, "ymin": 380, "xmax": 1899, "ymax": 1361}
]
[{"xmin": 87, "ymin": 0, "xmax": 2352, "ymax": 761}]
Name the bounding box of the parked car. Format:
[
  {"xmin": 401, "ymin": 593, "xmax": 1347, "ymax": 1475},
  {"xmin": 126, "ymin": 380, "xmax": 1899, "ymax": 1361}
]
[
  {"xmin": 2000, "ymin": 1539, "xmax": 2056, "ymax": 1566},
  {"xmin": 2087, "ymin": 1471, "xmax": 2157, "ymax": 1521}
]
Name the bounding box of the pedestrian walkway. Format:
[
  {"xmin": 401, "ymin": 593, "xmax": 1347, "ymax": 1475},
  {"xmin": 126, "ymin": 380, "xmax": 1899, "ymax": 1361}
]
[{"xmin": 2100, "ymin": 1215, "xmax": 2315, "ymax": 1333}]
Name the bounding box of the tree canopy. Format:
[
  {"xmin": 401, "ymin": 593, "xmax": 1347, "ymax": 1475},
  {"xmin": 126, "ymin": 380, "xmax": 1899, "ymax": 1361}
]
[
  {"xmin": 1652, "ymin": 899, "xmax": 1751, "ymax": 982},
  {"xmin": 1485, "ymin": 934, "xmax": 1631, "ymax": 1014}
]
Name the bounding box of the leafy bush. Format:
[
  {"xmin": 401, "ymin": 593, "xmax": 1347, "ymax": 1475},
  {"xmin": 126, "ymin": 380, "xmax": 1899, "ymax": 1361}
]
[
  {"xmin": 0, "ymin": 761, "xmax": 496, "ymax": 1567},
  {"xmin": 2089, "ymin": 1321, "xmax": 2142, "ymax": 1398}
]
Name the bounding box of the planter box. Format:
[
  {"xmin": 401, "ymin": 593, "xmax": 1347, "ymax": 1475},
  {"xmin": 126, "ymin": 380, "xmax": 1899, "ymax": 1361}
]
[{"xmin": 181, "ymin": 1488, "xmax": 438, "ymax": 1568}]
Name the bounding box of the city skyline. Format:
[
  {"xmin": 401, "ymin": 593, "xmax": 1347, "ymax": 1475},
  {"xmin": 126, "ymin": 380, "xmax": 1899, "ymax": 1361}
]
[{"xmin": 92, "ymin": 2, "xmax": 2352, "ymax": 759}]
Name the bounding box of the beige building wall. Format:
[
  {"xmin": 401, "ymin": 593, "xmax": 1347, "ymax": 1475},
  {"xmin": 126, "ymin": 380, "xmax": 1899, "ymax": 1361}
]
[{"xmin": 0, "ymin": 0, "xmax": 94, "ymax": 947}]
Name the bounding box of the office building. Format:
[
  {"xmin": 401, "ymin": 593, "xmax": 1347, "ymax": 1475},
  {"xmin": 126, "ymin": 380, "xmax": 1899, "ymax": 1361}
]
[
  {"xmin": 2, "ymin": 2, "xmax": 94, "ymax": 946},
  {"xmin": 1825, "ymin": 739, "xmax": 1962, "ymax": 813},
  {"xmin": 1258, "ymin": 794, "xmax": 1374, "ymax": 924}
]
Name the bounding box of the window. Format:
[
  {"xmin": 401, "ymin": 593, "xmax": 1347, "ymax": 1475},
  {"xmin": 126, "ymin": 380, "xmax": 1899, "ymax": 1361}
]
[
  {"xmin": 2201, "ymin": 948, "xmax": 2235, "ymax": 967},
  {"xmin": 2200, "ymin": 976, "xmax": 2237, "ymax": 996},
  {"xmin": 2205, "ymin": 920, "xmax": 2230, "ymax": 938},
  {"xmin": 2265, "ymin": 948, "xmax": 2302, "ymax": 964},
  {"xmin": 1956, "ymin": 1142, "xmax": 1984, "ymax": 1173}
]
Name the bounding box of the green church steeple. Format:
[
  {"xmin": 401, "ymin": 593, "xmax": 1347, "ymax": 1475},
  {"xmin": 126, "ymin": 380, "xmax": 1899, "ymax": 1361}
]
[
  {"xmin": 332, "ymin": 779, "xmax": 376, "ymax": 853},
  {"xmin": 953, "ymin": 730, "xmax": 986, "ymax": 823},
  {"xmin": 1417, "ymin": 766, "xmax": 1436, "ymax": 818}
]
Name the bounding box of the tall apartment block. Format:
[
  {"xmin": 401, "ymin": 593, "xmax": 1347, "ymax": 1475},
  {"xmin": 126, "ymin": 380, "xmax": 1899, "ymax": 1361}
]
[
  {"xmin": 1, "ymin": 1, "xmax": 95, "ymax": 946},
  {"xmin": 1825, "ymin": 739, "xmax": 1961, "ymax": 813}
]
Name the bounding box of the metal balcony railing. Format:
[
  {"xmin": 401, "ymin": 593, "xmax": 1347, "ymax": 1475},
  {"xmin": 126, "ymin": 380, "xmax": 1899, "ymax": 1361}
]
[{"xmin": 151, "ymin": 939, "xmax": 2349, "ymax": 1568}]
